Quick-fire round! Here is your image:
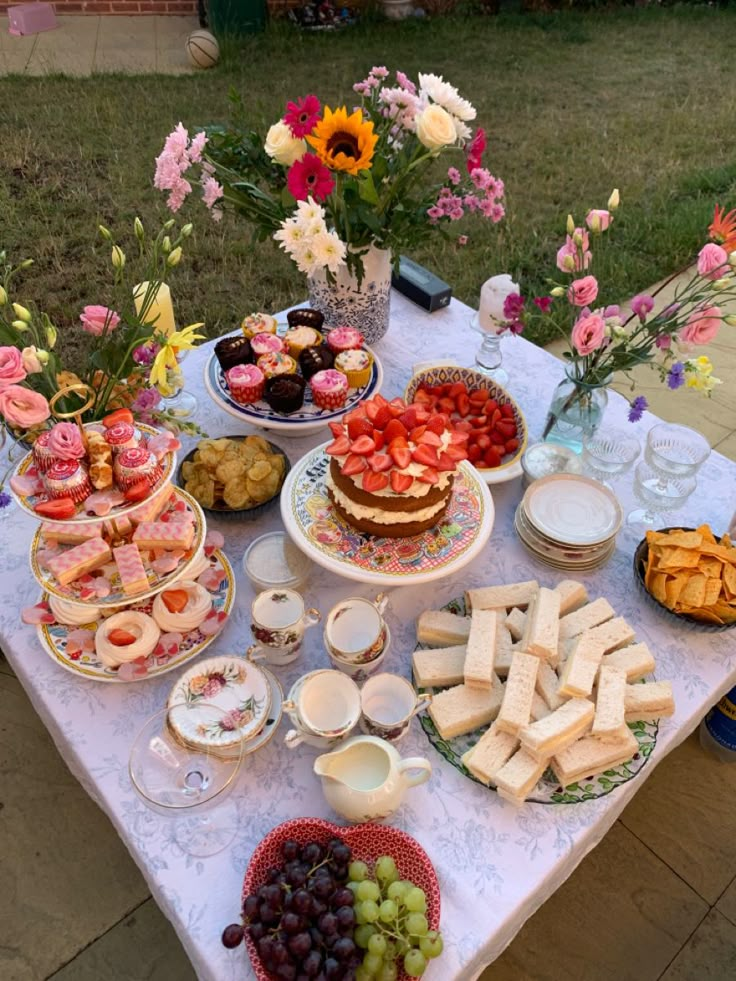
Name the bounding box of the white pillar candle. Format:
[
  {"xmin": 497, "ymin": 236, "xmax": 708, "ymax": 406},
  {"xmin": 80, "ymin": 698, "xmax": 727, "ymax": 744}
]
[
  {"xmin": 478, "ymin": 274, "xmax": 519, "ymax": 335},
  {"xmin": 134, "ymin": 281, "xmax": 176, "ymax": 337}
]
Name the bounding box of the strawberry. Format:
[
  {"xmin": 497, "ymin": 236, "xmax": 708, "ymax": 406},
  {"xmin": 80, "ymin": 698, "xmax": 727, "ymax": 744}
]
[
  {"xmin": 372, "ymin": 405, "xmax": 392, "ymax": 430},
  {"xmin": 418, "ymin": 430, "xmax": 442, "ymax": 447},
  {"xmin": 367, "ymin": 453, "xmax": 392, "ymax": 472},
  {"xmin": 417, "ymin": 467, "xmax": 439, "ymax": 485},
  {"xmin": 505, "ymin": 438, "xmax": 520, "ymax": 455},
  {"xmin": 414, "ymin": 408, "xmax": 431, "ymax": 424},
  {"xmin": 341, "ymin": 454, "xmax": 367, "ymax": 476},
  {"xmin": 365, "ymin": 400, "xmax": 380, "ymax": 422},
  {"xmin": 476, "ymin": 434, "xmax": 491, "ymax": 451},
  {"xmin": 373, "ymin": 430, "xmax": 385, "ymax": 451},
  {"xmin": 383, "ymin": 419, "xmax": 408, "ymax": 443},
  {"xmin": 467, "ymin": 443, "xmax": 482, "ymax": 463},
  {"xmin": 414, "ymin": 388, "xmax": 433, "ymax": 406},
  {"xmin": 350, "ymin": 435, "xmax": 376, "ymax": 455},
  {"xmin": 490, "ymin": 408, "xmax": 502, "ymax": 426},
  {"xmin": 34, "ymin": 498, "xmax": 76, "ymax": 519},
  {"xmin": 484, "ymin": 447, "xmax": 503, "ymax": 468},
  {"xmin": 389, "ymin": 444, "xmax": 411, "ymax": 469},
  {"xmin": 455, "ymin": 393, "xmax": 470, "ymax": 418},
  {"xmin": 439, "ymin": 384, "xmax": 452, "ymax": 397},
  {"xmin": 412, "ymin": 444, "xmax": 439, "ymax": 467},
  {"xmin": 448, "ymin": 431, "xmax": 469, "ymax": 444},
  {"xmin": 326, "ymin": 436, "xmax": 351, "ymax": 456},
  {"xmin": 437, "ymin": 397, "xmax": 455, "ymax": 414},
  {"xmin": 387, "ymin": 435, "xmax": 409, "ymax": 449},
  {"xmin": 454, "ymin": 420, "xmax": 473, "ymax": 434},
  {"xmin": 489, "ymin": 429, "xmax": 507, "ymax": 447},
  {"xmin": 471, "ymin": 416, "xmax": 488, "ymax": 429},
  {"xmin": 445, "ymin": 444, "xmax": 469, "ymax": 462},
  {"xmin": 497, "ymin": 419, "xmax": 517, "ymax": 438},
  {"xmin": 162, "ymin": 589, "xmax": 189, "ymax": 614},
  {"xmin": 388, "ymin": 397, "xmax": 406, "ymax": 418},
  {"xmin": 390, "ymin": 470, "xmax": 413, "ymax": 493},
  {"xmin": 448, "ymin": 381, "xmax": 467, "ymax": 398},
  {"xmin": 426, "ymin": 414, "xmax": 448, "ymax": 435},
  {"xmin": 124, "ymin": 480, "xmax": 150, "ymax": 502},
  {"xmin": 437, "ymin": 452, "xmax": 456, "ymax": 472},
  {"xmin": 103, "ymin": 408, "xmax": 134, "ymax": 428},
  {"xmin": 372, "ymin": 394, "xmax": 389, "ymax": 408},
  {"xmin": 347, "ymin": 417, "xmax": 374, "ymax": 440},
  {"xmin": 399, "ymin": 408, "xmax": 418, "ymax": 431},
  {"xmin": 500, "ymin": 402, "xmax": 515, "ymax": 419},
  {"xmin": 108, "ymin": 629, "xmax": 137, "ymax": 647},
  {"xmin": 362, "ymin": 470, "xmax": 389, "ymax": 493},
  {"xmin": 410, "ymin": 425, "xmax": 427, "ymax": 443},
  {"xmin": 468, "ymin": 388, "xmax": 489, "ymax": 405},
  {"xmin": 328, "ymin": 421, "xmax": 343, "ymax": 438}
]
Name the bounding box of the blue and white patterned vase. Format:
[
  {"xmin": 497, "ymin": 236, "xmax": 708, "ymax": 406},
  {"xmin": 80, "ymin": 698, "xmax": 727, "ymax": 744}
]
[{"xmin": 308, "ymin": 244, "xmax": 392, "ymax": 346}]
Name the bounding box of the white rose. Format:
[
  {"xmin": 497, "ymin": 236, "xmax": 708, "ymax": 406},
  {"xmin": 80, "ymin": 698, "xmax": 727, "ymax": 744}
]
[
  {"xmin": 264, "ymin": 121, "xmax": 306, "ymax": 167},
  {"xmin": 415, "ymin": 105, "xmax": 457, "ymax": 153}
]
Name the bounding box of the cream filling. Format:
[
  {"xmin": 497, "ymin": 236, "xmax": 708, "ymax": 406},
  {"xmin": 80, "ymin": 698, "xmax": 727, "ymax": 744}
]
[
  {"xmin": 327, "ymin": 475, "xmax": 447, "ymax": 525},
  {"xmin": 95, "ymin": 611, "xmax": 160, "ymax": 666},
  {"xmin": 332, "ymin": 430, "xmax": 455, "ymax": 499},
  {"xmin": 151, "ymin": 581, "xmax": 212, "ymax": 633},
  {"xmin": 50, "ymin": 596, "xmax": 101, "ymax": 626}
]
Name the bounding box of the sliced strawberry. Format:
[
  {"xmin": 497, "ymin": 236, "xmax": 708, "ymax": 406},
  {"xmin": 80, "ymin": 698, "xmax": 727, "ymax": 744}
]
[
  {"xmin": 476, "ymin": 434, "xmax": 491, "ymax": 451},
  {"xmin": 410, "ymin": 425, "xmax": 427, "ymax": 443},
  {"xmin": 372, "ymin": 405, "xmax": 392, "ymax": 430},
  {"xmin": 448, "ymin": 381, "xmax": 467, "ymax": 398},
  {"xmin": 124, "ymin": 480, "xmax": 150, "ymax": 502},
  {"xmin": 445, "ymin": 444, "xmax": 469, "ymax": 462},
  {"xmin": 372, "ymin": 394, "xmax": 389, "ymax": 408},
  {"xmin": 388, "ymin": 397, "xmax": 406, "ymax": 418},
  {"xmin": 467, "ymin": 444, "xmax": 482, "ymax": 463},
  {"xmin": 344, "ymin": 405, "xmax": 367, "ymax": 423},
  {"xmin": 103, "ymin": 408, "xmax": 134, "ymax": 428},
  {"xmin": 390, "ymin": 470, "xmax": 413, "ymax": 493},
  {"xmin": 347, "ymin": 417, "xmax": 374, "ymax": 440},
  {"xmin": 328, "ymin": 421, "xmax": 343, "ymax": 438},
  {"xmin": 365, "ymin": 401, "xmax": 380, "ymax": 422},
  {"xmin": 34, "ymin": 498, "xmax": 76, "ymax": 519},
  {"xmin": 373, "ymin": 430, "xmax": 385, "ymax": 451},
  {"xmin": 399, "ymin": 408, "xmax": 418, "ymax": 431},
  {"xmin": 426, "ymin": 414, "xmax": 448, "ymax": 436},
  {"xmin": 436, "ymin": 452, "xmax": 456, "ymax": 472},
  {"xmin": 471, "ymin": 416, "xmax": 488, "ymax": 429},
  {"xmin": 497, "ymin": 420, "xmax": 517, "ymax": 438},
  {"xmin": 326, "ymin": 436, "xmax": 351, "ymax": 456},
  {"xmin": 389, "ymin": 444, "xmax": 411, "ymax": 469},
  {"xmin": 505, "ymin": 438, "xmax": 520, "ymax": 455},
  {"xmin": 362, "ymin": 470, "xmax": 389, "ymax": 493},
  {"xmin": 489, "ymin": 429, "xmax": 507, "ymax": 447},
  {"xmin": 162, "ymin": 589, "xmax": 189, "ymax": 613},
  {"xmin": 484, "ymin": 446, "xmax": 503, "ymax": 468},
  {"xmin": 412, "ymin": 444, "xmax": 439, "ymax": 467},
  {"xmin": 454, "ymin": 420, "xmax": 473, "ymax": 434},
  {"xmin": 448, "ymin": 431, "xmax": 469, "ymax": 444},
  {"xmin": 468, "ymin": 388, "xmax": 489, "ymax": 405},
  {"xmin": 456, "ymin": 393, "xmax": 471, "ymax": 417},
  {"xmin": 414, "ymin": 388, "xmax": 433, "ymax": 406},
  {"xmin": 417, "ymin": 467, "xmax": 439, "ymax": 485},
  {"xmin": 388, "ymin": 435, "xmax": 409, "ymax": 449},
  {"xmin": 418, "ymin": 430, "xmax": 442, "ymax": 447},
  {"xmin": 437, "ymin": 397, "xmax": 455, "ymax": 414},
  {"xmin": 483, "ymin": 400, "xmax": 498, "ymax": 417},
  {"xmin": 438, "ymin": 383, "xmax": 451, "ymax": 397},
  {"xmin": 500, "ymin": 402, "xmax": 516, "ymax": 419},
  {"xmin": 108, "ymin": 628, "xmax": 137, "ymax": 647},
  {"xmin": 383, "ymin": 419, "xmax": 408, "ymax": 444},
  {"xmin": 367, "ymin": 453, "xmax": 392, "ymax": 472},
  {"xmin": 341, "ymin": 454, "xmax": 367, "ymax": 476},
  {"xmin": 414, "ymin": 408, "xmax": 431, "ymax": 424},
  {"xmin": 350, "ymin": 435, "xmax": 376, "ymax": 455}
]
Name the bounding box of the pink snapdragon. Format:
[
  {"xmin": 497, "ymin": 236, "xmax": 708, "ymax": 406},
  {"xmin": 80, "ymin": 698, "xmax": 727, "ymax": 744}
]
[
  {"xmin": 465, "ymin": 128, "xmax": 486, "ymax": 174},
  {"xmin": 630, "ymin": 294, "xmax": 655, "ymax": 320},
  {"xmin": 655, "ymin": 334, "xmax": 672, "ymax": 350}
]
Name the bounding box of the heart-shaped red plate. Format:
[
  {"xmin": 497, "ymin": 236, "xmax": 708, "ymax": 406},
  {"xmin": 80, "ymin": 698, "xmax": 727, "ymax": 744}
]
[{"xmin": 242, "ymin": 818, "xmax": 441, "ymax": 981}]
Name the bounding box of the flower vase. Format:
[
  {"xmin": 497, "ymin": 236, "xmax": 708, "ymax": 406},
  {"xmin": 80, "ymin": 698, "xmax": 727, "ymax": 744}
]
[
  {"xmin": 308, "ymin": 244, "xmax": 391, "ymax": 346},
  {"xmin": 543, "ymin": 367, "xmax": 609, "ymax": 454}
]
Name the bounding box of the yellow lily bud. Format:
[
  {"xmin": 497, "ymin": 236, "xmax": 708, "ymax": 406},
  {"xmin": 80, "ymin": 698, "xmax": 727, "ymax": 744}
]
[
  {"xmin": 111, "ymin": 246, "xmax": 126, "ymax": 270},
  {"xmin": 550, "ymin": 286, "xmax": 566, "ymax": 298},
  {"xmin": 608, "ymin": 188, "xmax": 620, "ymax": 210},
  {"xmin": 0, "ymin": 286, "xmax": 7, "ymax": 305},
  {"xmin": 98, "ymin": 225, "xmax": 113, "ymax": 241},
  {"xmin": 566, "ymin": 214, "xmax": 575, "ymax": 236},
  {"xmin": 724, "ymin": 315, "xmax": 736, "ymax": 327},
  {"xmin": 19, "ymin": 259, "xmax": 34, "ymax": 269},
  {"xmin": 167, "ymin": 247, "xmax": 183, "ymax": 267},
  {"xmin": 13, "ymin": 303, "xmax": 32, "ymax": 322},
  {"xmin": 181, "ymin": 223, "xmax": 193, "ymax": 238},
  {"xmin": 37, "ymin": 349, "xmax": 50, "ymax": 365},
  {"xmin": 12, "ymin": 320, "xmax": 30, "ymax": 332},
  {"xmin": 134, "ymin": 217, "xmax": 145, "ymax": 241},
  {"xmin": 562, "ymin": 255, "xmax": 576, "ymax": 273},
  {"xmin": 46, "ymin": 323, "xmax": 58, "ymax": 348},
  {"xmin": 162, "ymin": 236, "xmax": 172, "ymax": 254}
]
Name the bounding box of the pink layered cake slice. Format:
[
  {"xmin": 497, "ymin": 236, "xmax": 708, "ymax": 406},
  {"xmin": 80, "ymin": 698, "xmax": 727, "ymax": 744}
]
[
  {"xmin": 47, "ymin": 537, "xmax": 112, "ymax": 586},
  {"xmin": 128, "ymin": 489, "xmax": 173, "ymax": 526},
  {"xmin": 41, "ymin": 521, "xmax": 102, "ymax": 546},
  {"xmin": 113, "ymin": 543, "xmax": 150, "ymax": 596},
  {"xmin": 133, "ymin": 520, "xmax": 195, "ymax": 551}
]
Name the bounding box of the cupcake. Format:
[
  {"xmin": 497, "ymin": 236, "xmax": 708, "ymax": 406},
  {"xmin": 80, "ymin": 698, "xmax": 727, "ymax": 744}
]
[
  {"xmin": 32, "ymin": 430, "xmax": 56, "ymax": 473},
  {"xmin": 250, "ymin": 332, "xmax": 286, "ymax": 358},
  {"xmin": 47, "ymin": 422, "xmax": 86, "ymax": 462},
  {"xmin": 298, "ymin": 344, "xmax": 334, "ymax": 381},
  {"xmin": 310, "ymin": 369, "xmax": 349, "ymax": 411},
  {"xmin": 45, "ymin": 460, "xmax": 92, "ymax": 503},
  {"xmin": 257, "ymin": 352, "xmax": 297, "ymax": 379},
  {"xmin": 264, "ymin": 374, "xmax": 306, "ymax": 414},
  {"xmin": 326, "ymin": 326, "xmax": 363, "ymax": 354},
  {"xmin": 335, "ymin": 349, "xmax": 373, "ymax": 388},
  {"xmin": 283, "ymin": 326, "xmax": 323, "ymax": 359},
  {"xmin": 225, "ymin": 364, "xmax": 265, "ymax": 405},
  {"xmin": 105, "ymin": 422, "xmax": 143, "ymax": 456},
  {"xmin": 113, "ymin": 447, "xmax": 163, "ymax": 491},
  {"xmin": 241, "ymin": 312, "xmax": 278, "ymax": 338},
  {"xmin": 286, "ymin": 308, "xmax": 325, "ymax": 331},
  {"xmin": 215, "ymin": 335, "xmax": 253, "ymax": 372}
]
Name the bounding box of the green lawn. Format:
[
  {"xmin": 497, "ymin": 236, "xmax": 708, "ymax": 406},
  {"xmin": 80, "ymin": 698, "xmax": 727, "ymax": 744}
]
[{"xmin": 2, "ymin": 6, "xmax": 736, "ymax": 366}]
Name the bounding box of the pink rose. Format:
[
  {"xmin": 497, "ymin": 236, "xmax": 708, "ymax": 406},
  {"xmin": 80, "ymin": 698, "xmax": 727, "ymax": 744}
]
[
  {"xmin": 696, "ymin": 243, "xmax": 729, "ymax": 281},
  {"xmin": 47, "ymin": 421, "xmax": 86, "ymax": 461},
  {"xmin": 0, "ymin": 385, "xmax": 50, "ymax": 429},
  {"xmin": 80, "ymin": 305, "xmax": 121, "ymax": 337},
  {"xmin": 568, "ymin": 276, "xmax": 599, "ymax": 307},
  {"xmin": 679, "ymin": 305, "xmax": 721, "ymax": 346},
  {"xmin": 571, "ymin": 313, "xmax": 607, "ymax": 355},
  {"xmin": 586, "ymin": 209, "xmax": 612, "ymax": 231},
  {"xmin": 0, "ymin": 346, "xmax": 27, "ymax": 390}
]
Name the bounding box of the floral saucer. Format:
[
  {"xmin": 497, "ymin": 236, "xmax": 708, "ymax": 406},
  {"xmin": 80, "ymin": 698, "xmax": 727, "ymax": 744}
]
[{"xmin": 168, "ymin": 656, "xmax": 272, "ymax": 751}]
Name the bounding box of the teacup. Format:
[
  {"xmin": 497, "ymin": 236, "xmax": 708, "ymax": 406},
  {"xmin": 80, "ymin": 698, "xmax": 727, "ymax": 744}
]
[
  {"xmin": 327, "ymin": 625, "xmax": 391, "ymax": 683},
  {"xmin": 324, "ymin": 593, "xmax": 388, "ymax": 666},
  {"xmin": 359, "ymin": 673, "xmax": 432, "ymax": 743},
  {"xmin": 250, "ymin": 588, "xmax": 320, "ymax": 665},
  {"xmin": 283, "ymin": 669, "xmax": 361, "ymax": 750}
]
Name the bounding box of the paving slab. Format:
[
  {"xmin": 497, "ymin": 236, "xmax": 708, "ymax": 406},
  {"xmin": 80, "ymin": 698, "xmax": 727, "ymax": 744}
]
[
  {"xmin": 154, "ymin": 14, "xmax": 197, "ymax": 75},
  {"xmin": 659, "ymin": 908, "xmax": 736, "ymax": 981},
  {"xmin": 717, "ymin": 877, "xmax": 736, "ymax": 928},
  {"xmin": 480, "ymin": 822, "xmax": 707, "ymax": 981},
  {"xmin": 95, "ymin": 15, "xmax": 155, "ymax": 74},
  {"xmin": 26, "ymin": 15, "xmax": 98, "ymax": 77},
  {"xmin": 0, "ymin": 19, "xmax": 38, "ymax": 73}
]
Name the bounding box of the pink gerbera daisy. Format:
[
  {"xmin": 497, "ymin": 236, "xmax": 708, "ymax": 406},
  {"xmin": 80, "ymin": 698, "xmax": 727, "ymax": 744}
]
[
  {"xmin": 287, "ymin": 154, "xmax": 335, "ymax": 203},
  {"xmin": 283, "ymin": 94, "xmax": 321, "ymax": 138}
]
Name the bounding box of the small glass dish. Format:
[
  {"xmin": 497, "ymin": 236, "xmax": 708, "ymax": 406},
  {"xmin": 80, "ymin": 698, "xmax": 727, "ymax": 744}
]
[
  {"xmin": 521, "ymin": 442, "xmax": 582, "ymax": 489},
  {"xmin": 243, "ymin": 531, "xmax": 312, "ymax": 593},
  {"xmin": 582, "ymin": 428, "xmax": 640, "ymax": 487},
  {"xmin": 644, "ymin": 423, "xmax": 710, "ymax": 478}
]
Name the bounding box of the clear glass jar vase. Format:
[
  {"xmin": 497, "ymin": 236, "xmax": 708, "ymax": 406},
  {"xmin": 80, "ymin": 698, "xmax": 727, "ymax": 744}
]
[{"xmin": 543, "ymin": 367, "xmax": 610, "ymax": 454}]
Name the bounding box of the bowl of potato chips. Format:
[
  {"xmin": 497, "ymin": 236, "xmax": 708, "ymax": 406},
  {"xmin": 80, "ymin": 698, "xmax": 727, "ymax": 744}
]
[
  {"xmin": 177, "ymin": 435, "xmax": 290, "ymax": 517},
  {"xmin": 634, "ymin": 524, "xmax": 736, "ymax": 630}
]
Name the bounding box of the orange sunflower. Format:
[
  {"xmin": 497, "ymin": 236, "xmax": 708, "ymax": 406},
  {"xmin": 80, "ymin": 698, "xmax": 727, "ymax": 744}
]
[
  {"xmin": 709, "ymin": 204, "xmax": 736, "ymax": 253},
  {"xmin": 306, "ymin": 106, "xmax": 378, "ymax": 176}
]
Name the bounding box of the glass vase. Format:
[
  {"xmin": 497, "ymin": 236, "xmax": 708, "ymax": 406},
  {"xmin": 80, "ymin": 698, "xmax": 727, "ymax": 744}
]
[{"xmin": 543, "ymin": 368, "xmax": 609, "ymax": 454}]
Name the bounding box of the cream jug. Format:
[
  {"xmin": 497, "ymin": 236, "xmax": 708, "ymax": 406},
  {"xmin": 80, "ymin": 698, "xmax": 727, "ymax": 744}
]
[{"xmin": 313, "ymin": 735, "xmax": 432, "ymax": 823}]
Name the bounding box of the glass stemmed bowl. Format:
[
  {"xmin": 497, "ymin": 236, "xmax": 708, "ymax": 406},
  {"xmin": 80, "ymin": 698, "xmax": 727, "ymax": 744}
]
[
  {"xmin": 129, "ymin": 702, "xmax": 244, "ymax": 858},
  {"xmin": 627, "ymin": 461, "xmax": 698, "ymax": 528},
  {"xmin": 581, "ymin": 428, "xmax": 640, "ymax": 487},
  {"xmin": 627, "ymin": 423, "xmax": 710, "ymax": 527}
]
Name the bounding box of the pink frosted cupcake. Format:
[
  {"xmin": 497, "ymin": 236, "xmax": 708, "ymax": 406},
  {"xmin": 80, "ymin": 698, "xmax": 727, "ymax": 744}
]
[
  {"xmin": 326, "ymin": 326, "xmax": 363, "ymax": 354},
  {"xmin": 257, "ymin": 352, "xmax": 297, "ymax": 379},
  {"xmin": 45, "ymin": 460, "xmax": 92, "ymax": 503},
  {"xmin": 32, "ymin": 431, "xmax": 56, "ymax": 473},
  {"xmin": 225, "ymin": 364, "xmax": 265, "ymax": 404},
  {"xmin": 105, "ymin": 421, "xmax": 143, "ymax": 456},
  {"xmin": 310, "ymin": 369, "xmax": 349, "ymax": 410},
  {"xmin": 250, "ymin": 332, "xmax": 286, "ymax": 358},
  {"xmin": 113, "ymin": 447, "xmax": 163, "ymax": 491}
]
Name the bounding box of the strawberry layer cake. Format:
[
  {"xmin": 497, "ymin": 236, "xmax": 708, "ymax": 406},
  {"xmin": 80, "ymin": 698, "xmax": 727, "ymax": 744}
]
[{"xmin": 325, "ymin": 394, "xmax": 469, "ymax": 538}]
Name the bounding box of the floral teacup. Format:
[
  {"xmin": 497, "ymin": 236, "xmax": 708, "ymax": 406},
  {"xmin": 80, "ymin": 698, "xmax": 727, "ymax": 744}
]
[
  {"xmin": 250, "ymin": 588, "xmax": 320, "ymax": 665},
  {"xmin": 359, "ymin": 673, "xmax": 432, "ymax": 743},
  {"xmin": 283, "ymin": 669, "xmax": 361, "ymax": 750},
  {"xmin": 327, "ymin": 625, "xmax": 391, "ymax": 683},
  {"xmin": 324, "ymin": 593, "xmax": 388, "ymax": 666}
]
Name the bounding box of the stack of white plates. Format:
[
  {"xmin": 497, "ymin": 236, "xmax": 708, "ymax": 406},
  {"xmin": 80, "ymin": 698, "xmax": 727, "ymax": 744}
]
[{"xmin": 514, "ymin": 474, "xmax": 623, "ymax": 571}]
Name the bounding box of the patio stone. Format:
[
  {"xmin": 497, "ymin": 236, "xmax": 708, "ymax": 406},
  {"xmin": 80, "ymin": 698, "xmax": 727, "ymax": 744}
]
[
  {"xmin": 717, "ymin": 877, "xmax": 736, "ymax": 928},
  {"xmin": 659, "ymin": 908, "xmax": 736, "ymax": 981}
]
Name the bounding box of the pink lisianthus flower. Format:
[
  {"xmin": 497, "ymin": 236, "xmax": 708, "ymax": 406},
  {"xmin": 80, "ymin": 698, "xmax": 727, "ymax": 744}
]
[
  {"xmin": 696, "ymin": 242, "xmax": 729, "ymax": 280},
  {"xmin": 287, "ymin": 154, "xmax": 335, "ymax": 202},
  {"xmin": 465, "ymin": 128, "xmax": 486, "ymax": 174},
  {"xmin": 80, "ymin": 305, "xmax": 121, "ymax": 337},
  {"xmin": 680, "ymin": 305, "xmax": 722, "ymax": 346},
  {"xmin": 0, "ymin": 346, "xmax": 27, "ymax": 390},
  {"xmin": 571, "ymin": 312, "xmax": 607, "ymax": 355},
  {"xmin": 630, "ymin": 294, "xmax": 655, "ymax": 321},
  {"xmin": 655, "ymin": 334, "xmax": 672, "ymax": 350},
  {"xmin": 0, "ymin": 384, "xmax": 50, "ymax": 429},
  {"xmin": 586, "ymin": 209, "xmax": 612, "ymax": 231},
  {"xmin": 283, "ymin": 94, "xmax": 321, "ymax": 138},
  {"xmin": 202, "ymin": 176, "xmax": 224, "ymax": 210},
  {"xmin": 568, "ymin": 276, "xmax": 599, "ymax": 307}
]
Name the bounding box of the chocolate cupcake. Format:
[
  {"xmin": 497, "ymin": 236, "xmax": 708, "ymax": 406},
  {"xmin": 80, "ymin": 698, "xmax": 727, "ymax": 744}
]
[
  {"xmin": 298, "ymin": 344, "xmax": 334, "ymax": 381},
  {"xmin": 264, "ymin": 374, "xmax": 307, "ymax": 414},
  {"xmin": 287, "ymin": 307, "xmax": 325, "ymax": 331},
  {"xmin": 215, "ymin": 336, "xmax": 253, "ymax": 372}
]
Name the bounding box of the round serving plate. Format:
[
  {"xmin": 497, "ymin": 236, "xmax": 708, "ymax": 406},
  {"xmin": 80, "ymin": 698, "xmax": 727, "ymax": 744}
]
[
  {"xmin": 280, "ymin": 443, "xmax": 495, "ymax": 586},
  {"xmin": 522, "ymin": 473, "xmax": 623, "ymax": 546},
  {"xmin": 203, "ymin": 335, "xmax": 383, "ymax": 436},
  {"xmin": 242, "ymin": 818, "xmax": 441, "ymax": 981},
  {"xmin": 11, "ymin": 421, "xmax": 177, "ymax": 524},
  {"xmin": 36, "ymin": 549, "xmax": 235, "ymax": 682},
  {"xmin": 515, "ymin": 505, "xmax": 616, "ymax": 564},
  {"xmin": 416, "ymin": 595, "xmax": 658, "ymax": 804},
  {"xmin": 30, "ymin": 486, "xmax": 206, "ymax": 608},
  {"xmin": 404, "ymin": 363, "xmax": 527, "ymax": 485}
]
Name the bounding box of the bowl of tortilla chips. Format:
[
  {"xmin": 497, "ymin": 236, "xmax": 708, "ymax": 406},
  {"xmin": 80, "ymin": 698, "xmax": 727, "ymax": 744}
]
[{"xmin": 634, "ymin": 524, "xmax": 736, "ymax": 630}]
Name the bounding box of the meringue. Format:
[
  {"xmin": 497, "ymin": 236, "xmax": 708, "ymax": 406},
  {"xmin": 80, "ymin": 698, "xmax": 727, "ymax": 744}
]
[
  {"xmin": 152, "ymin": 581, "xmax": 212, "ymax": 633},
  {"xmin": 95, "ymin": 611, "xmax": 160, "ymax": 667},
  {"xmin": 50, "ymin": 595, "xmax": 101, "ymax": 626},
  {"xmin": 186, "ymin": 546, "xmax": 210, "ymax": 580}
]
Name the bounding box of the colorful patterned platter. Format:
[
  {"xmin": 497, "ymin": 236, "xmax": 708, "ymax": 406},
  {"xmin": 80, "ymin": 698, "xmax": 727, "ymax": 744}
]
[
  {"xmin": 36, "ymin": 549, "xmax": 235, "ymax": 682},
  {"xmin": 404, "ymin": 364, "xmax": 527, "ymax": 486},
  {"xmin": 242, "ymin": 818, "xmax": 441, "ymax": 981},
  {"xmin": 280, "ymin": 444, "xmax": 495, "ymax": 586},
  {"xmin": 29, "ymin": 486, "xmax": 206, "ymax": 608},
  {"xmin": 203, "ymin": 332, "xmax": 383, "ymax": 435},
  {"xmin": 416, "ymin": 596, "xmax": 659, "ymax": 805},
  {"xmin": 11, "ymin": 421, "xmax": 177, "ymax": 524}
]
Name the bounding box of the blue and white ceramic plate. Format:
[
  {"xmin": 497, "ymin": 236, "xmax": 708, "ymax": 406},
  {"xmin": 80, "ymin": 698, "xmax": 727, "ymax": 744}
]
[{"xmin": 203, "ymin": 333, "xmax": 383, "ymax": 436}]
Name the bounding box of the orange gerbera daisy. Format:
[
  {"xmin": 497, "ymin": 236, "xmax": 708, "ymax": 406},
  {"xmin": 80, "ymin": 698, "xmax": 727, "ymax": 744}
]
[
  {"xmin": 306, "ymin": 106, "xmax": 378, "ymax": 176},
  {"xmin": 709, "ymin": 204, "xmax": 736, "ymax": 253}
]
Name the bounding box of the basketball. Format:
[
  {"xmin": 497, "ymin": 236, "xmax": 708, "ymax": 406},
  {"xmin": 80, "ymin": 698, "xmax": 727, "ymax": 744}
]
[{"xmin": 185, "ymin": 30, "xmax": 220, "ymax": 70}]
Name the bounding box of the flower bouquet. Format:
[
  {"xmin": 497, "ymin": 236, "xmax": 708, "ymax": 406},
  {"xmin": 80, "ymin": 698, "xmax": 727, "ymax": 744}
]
[
  {"xmin": 154, "ymin": 67, "xmax": 505, "ymax": 343},
  {"xmin": 506, "ymin": 194, "xmax": 736, "ymax": 450}
]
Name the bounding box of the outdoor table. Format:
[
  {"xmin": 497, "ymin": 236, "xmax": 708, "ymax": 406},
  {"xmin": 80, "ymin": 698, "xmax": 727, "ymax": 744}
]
[{"xmin": 2, "ymin": 292, "xmax": 735, "ymax": 981}]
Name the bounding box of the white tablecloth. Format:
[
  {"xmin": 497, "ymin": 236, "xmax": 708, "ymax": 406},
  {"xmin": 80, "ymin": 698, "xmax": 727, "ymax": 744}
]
[{"xmin": 3, "ymin": 293, "xmax": 736, "ymax": 981}]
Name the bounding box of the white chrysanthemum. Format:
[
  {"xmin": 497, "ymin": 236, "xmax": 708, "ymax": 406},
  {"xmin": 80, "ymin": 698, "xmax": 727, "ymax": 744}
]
[
  {"xmin": 295, "ymin": 197, "xmax": 326, "ymax": 223},
  {"xmin": 452, "ymin": 117, "xmax": 472, "ymax": 143},
  {"xmin": 311, "ymin": 231, "xmax": 346, "ymax": 274},
  {"xmin": 292, "ymin": 242, "xmax": 322, "ymax": 277},
  {"xmin": 273, "ymin": 220, "xmax": 306, "ymax": 253},
  {"xmin": 299, "ymin": 218, "xmax": 328, "ymax": 238},
  {"xmin": 417, "ymin": 73, "xmax": 476, "ymax": 122}
]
